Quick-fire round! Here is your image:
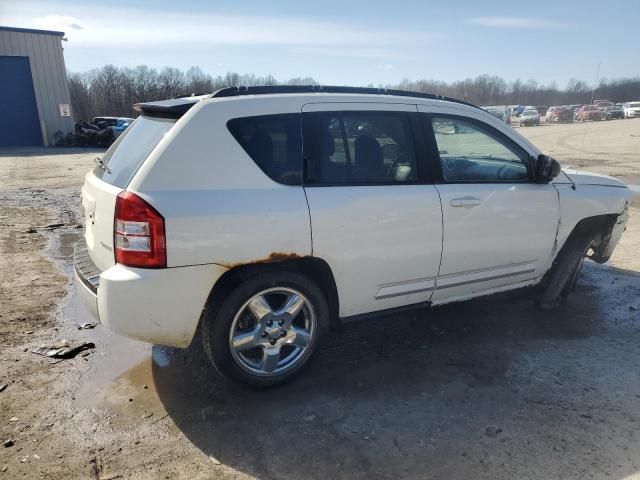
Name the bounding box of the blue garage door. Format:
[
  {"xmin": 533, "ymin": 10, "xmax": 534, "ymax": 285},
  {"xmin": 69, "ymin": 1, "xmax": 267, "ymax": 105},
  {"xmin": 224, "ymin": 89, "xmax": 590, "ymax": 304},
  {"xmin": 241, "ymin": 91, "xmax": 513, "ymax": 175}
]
[{"xmin": 0, "ymin": 56, "xmax": 42, "ymax": 146}]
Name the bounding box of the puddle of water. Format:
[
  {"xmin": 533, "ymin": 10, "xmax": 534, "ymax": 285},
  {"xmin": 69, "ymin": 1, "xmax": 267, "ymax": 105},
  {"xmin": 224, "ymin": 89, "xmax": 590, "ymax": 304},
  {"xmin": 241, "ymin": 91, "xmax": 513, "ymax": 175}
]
[
  {"xmin": 56, "ymin": 231, "xmax": 80, "ymax": 259},
  {"xmin": 61, "ymin": 286, "xmax": 151, "ymax": 407},
  {"xmin": 48, "ymin": 227, "xmax": 153, "ymax": 416}
]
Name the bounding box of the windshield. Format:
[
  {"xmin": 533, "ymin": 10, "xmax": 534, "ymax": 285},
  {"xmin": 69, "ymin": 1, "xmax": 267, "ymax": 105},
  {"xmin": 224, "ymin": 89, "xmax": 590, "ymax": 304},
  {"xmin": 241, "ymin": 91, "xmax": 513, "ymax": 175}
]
[
  {"xmin": 93, "ymin": 116, "xmax": 175, "ymax": 188},
  {"xmin": 523, "ymin": 110, "xmax": 537, "ymax": 116},
  {"xmin": 630, "ymin": 103, "xmax": 640, "ymax": 108}
]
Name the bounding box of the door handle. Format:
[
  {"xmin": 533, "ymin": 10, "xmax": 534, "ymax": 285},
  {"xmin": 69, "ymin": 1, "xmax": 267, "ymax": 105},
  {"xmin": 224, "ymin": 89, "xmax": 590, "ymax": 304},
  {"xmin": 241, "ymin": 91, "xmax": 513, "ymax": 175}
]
[{"xmin": 450, "ymin": 196, "xmax": 481, "ymax": 207}]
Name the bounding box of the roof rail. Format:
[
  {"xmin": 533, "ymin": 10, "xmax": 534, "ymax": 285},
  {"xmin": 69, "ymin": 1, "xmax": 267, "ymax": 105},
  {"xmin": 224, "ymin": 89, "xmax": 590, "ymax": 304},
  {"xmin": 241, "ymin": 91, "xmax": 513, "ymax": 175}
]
[{"xmin": 209, "ymin": 85, "xmax": 479, "ymax": 109}]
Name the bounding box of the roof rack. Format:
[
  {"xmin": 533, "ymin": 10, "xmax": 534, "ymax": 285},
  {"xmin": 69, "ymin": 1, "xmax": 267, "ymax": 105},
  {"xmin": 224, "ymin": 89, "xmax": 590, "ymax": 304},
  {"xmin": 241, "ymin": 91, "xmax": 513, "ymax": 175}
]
[{"xmin": 209, "ymin": 85, "xmax": 479, "ymax": 109}]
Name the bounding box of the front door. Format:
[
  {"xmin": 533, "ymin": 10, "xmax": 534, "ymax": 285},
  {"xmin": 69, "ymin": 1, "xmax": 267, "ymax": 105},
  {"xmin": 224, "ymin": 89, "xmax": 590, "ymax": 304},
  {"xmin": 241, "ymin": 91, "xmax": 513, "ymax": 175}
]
[
  {"xmin": 422, "ymin": 112, "xmax": 559, "ymax": 304},
  {"xmin": 302, "ymin": 103, "xmax": 443, "ymax": 317}
]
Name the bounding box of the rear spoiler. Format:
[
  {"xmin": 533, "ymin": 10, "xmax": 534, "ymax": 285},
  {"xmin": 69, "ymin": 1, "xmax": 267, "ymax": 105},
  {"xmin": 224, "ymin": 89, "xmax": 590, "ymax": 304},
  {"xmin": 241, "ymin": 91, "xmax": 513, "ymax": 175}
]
[{"xmin": 133, "ymin": 96, "xmax": 207, "ymax": 118}]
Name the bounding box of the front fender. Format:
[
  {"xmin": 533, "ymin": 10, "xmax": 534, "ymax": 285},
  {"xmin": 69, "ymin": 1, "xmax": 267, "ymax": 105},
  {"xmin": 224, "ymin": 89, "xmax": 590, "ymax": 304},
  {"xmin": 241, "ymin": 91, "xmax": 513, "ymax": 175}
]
[
  {"xmin": 554, "ymin": 182, "xmax": 634, "ymax": 257},
  {"xmin": 591, "ymin": 204, "xmax": 630, "ymax": 263}
]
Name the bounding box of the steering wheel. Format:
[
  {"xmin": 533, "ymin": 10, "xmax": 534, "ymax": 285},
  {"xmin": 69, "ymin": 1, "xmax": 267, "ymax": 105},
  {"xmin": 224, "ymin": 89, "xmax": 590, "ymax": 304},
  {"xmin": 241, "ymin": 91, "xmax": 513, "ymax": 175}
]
[
  {"xmin": 497, "ymin": 164, "xmax": 524, "ymax": 181},
  {"xmin": 386, "ymin": 151, "xmax": 411, "ymax": 179}
]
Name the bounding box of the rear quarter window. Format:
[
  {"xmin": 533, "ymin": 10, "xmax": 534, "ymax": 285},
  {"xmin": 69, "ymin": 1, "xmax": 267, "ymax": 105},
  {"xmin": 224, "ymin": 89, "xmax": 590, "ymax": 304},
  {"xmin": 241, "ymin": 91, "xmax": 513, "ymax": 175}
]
[
  {"xmin": 94, "ymin": 116, "xmax": 175, "ymax": 188},
  {"xmin": 227, "ymin": 114, "xmax": 302, "ymax": 185}
]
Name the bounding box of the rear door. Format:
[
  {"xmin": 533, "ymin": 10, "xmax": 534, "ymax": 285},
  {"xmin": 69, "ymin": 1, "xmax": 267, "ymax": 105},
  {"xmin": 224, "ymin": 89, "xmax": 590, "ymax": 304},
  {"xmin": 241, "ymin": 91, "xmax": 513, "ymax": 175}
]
[
  {"xmin": 416, "ymin": 107, "xmax": 559, "ymax": 304},
  {"xmin": 302, "ymin": 103, "xmax": 443, "ymax": 318}
]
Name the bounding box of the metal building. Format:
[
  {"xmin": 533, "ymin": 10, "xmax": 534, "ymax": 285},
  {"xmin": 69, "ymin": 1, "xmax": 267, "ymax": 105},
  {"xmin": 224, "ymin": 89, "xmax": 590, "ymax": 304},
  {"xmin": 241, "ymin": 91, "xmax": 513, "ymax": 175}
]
[{"xmin": 0, "ymin": 26, "xmax": 75, "ymax": 147}]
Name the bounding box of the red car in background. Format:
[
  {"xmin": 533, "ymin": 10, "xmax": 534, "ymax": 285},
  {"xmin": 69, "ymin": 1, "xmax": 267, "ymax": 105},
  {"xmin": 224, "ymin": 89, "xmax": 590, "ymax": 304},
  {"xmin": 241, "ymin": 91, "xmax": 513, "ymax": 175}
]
[
  {"xmin": 547, "ymin": 106, "xmax": 574, "ymax": 123},
  {"xmin": 576, "ymin": 105, "xmax": 603, "ymax": 122}
]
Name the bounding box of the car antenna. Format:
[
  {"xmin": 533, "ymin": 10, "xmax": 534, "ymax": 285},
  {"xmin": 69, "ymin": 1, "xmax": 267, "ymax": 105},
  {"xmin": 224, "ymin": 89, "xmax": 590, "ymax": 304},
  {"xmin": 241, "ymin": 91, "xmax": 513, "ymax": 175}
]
[{"xmin": 577, "ymin": 61, "xmax": 601, "ymax": 172}]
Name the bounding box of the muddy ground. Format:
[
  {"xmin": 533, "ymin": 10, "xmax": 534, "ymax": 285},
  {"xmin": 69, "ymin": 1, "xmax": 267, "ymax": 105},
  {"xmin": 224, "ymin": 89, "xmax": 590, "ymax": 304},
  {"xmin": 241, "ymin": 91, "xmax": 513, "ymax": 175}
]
[{"xmin": 1, "ymin": 118, "xmax": 640, "ymax": 479}]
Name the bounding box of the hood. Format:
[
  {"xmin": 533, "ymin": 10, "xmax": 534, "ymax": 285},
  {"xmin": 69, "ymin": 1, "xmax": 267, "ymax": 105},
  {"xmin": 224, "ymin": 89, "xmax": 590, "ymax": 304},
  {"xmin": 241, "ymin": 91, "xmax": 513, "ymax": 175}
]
[{"xmin": 561, "ymin": 168, "xmax": 627, "ymax": 188}]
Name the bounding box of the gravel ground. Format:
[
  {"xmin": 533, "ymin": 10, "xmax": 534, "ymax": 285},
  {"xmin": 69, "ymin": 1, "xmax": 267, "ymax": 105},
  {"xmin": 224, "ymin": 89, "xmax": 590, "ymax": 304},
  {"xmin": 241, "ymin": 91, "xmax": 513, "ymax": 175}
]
[{"xmin": 0, "ymin": 118, "xmax": 639, "ymax": 479}]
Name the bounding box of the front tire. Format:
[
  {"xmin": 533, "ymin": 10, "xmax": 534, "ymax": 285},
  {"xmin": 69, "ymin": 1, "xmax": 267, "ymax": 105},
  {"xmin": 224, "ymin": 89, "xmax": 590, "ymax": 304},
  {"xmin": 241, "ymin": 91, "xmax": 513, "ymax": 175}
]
[
  {"xmin": 202, "ymin": 270, "xmax": 329, "ymax": 387},
  {"xmin": 536, "ymin": 233, "xmax": 594, "ymax": 307}
]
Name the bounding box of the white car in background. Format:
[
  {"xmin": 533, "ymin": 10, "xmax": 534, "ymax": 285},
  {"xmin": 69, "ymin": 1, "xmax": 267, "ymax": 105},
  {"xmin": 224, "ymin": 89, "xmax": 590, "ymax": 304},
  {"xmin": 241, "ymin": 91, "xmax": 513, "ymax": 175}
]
[
  {"xmin": 623, "ymin": 102, "xmax": 640, "ymax": 118},
  {"xmin": 74, "ymin": 86, "xmax": 634, "ymax": 387},
  {"xmin": 519, "ymin": 108, "xmax": 540, "ymax": 126}
]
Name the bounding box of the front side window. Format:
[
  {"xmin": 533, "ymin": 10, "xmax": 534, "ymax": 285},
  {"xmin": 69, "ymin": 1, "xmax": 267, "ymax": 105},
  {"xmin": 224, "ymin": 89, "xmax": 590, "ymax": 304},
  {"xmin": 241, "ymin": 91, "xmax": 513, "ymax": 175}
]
[
  {"xmin": 432, "ymin": 117, "xmax": 529, "ymax": 182},
  {"xmin": 303, "ymin": 111, "xmax": 417, "ymax": 185},
  {"xmin": 227, "ymin": 114, "xmax": 302, "ymax": 185}
]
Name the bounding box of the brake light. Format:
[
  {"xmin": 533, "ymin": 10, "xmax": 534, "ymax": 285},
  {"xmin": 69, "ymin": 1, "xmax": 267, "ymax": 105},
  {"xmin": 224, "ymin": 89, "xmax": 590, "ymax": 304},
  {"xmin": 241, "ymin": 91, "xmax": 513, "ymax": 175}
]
[{"xmin": 114, "ymin": 191, "xmax": 166, "ymax": 268}]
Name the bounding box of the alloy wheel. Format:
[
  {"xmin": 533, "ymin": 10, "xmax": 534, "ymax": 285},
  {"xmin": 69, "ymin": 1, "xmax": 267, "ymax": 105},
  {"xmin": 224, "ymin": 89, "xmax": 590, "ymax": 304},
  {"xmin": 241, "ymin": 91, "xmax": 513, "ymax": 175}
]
[{"xmin": 228, "ymin": 287, "xmax": 317, "ymax": 376}]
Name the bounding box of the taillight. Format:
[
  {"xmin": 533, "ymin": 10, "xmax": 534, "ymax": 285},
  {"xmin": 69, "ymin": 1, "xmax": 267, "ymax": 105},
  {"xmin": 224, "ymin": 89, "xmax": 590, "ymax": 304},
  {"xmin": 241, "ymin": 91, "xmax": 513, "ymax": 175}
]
[{"xmin": 114, "ymin": 191, "xmax": 166, "ymax": 268}]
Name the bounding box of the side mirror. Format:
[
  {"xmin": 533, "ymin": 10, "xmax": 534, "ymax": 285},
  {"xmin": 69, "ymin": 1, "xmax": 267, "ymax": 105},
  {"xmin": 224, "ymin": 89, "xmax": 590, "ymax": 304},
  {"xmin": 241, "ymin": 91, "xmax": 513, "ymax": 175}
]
[{"xmin": 535, "ymin": 154, "xmax": 561, "ymax": 183}]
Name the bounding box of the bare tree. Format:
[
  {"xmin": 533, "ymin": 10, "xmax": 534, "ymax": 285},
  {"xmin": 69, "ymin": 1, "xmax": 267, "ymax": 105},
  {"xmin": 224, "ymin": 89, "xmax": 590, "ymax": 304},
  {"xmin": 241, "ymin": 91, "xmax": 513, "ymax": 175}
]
[{"xmin": 67, "ymin": 65, "xmax": 640, "ymax": 120}]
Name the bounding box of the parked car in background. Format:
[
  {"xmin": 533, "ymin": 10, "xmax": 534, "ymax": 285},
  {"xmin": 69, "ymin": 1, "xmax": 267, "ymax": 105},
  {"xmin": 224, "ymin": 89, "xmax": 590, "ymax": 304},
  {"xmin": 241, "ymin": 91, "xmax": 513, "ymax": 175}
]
[
  {"xmin": 593, "ymin": 100, "xmax": 614, "ymax": 109},
  {"xmin": 576, "ymin": 105, "xmax": 603, "ymax": 122},
  {"xmin": 603, "ymin": 104, "xmax": 625, "ymax": 120},
  {"xmin": 547, "ymin": 106, "xmax": 573, "ymax": 123},
  {"xmin": 536, "ymin": 106, "xmax": 549, "ymax": 116},
  {"xmin": 520, "ymin": 108, "xmax": 540, "ymax": 126},
  {"xmin": 481, "ymin": 106, "xmax": 510, "ymax": 124},
  {"xmin": 623, "ymin": 102, "xmax": 640, "ymax": 118},
  {"xmin": 569, "ymin": 105, "xmax": 583, "ymax": 120},
  {"xmin": 509, "ymin": 105, "xmax": 524, "ymax": 117},
  {"xmin": 92, "ymin": 116, "xmax": 135, "ymax": 138}
]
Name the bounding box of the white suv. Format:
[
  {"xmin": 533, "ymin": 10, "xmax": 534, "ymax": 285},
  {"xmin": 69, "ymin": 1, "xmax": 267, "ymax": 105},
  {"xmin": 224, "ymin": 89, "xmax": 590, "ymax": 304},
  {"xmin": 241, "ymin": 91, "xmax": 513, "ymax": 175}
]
[
  {"xmin": 75, "ymin": 86, "xmax": 634, "ymax": 386},
  {"xmin": 623, "ymin": 101, "xmax": 640, "ymax": 118}
]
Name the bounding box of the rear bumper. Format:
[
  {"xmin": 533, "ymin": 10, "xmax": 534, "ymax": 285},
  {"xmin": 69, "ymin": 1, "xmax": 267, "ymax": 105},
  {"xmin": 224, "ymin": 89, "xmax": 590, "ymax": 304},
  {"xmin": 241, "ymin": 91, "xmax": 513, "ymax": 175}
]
[
  {"xmin": 74, "ymin": 241, "xmax": 228, "ymax": 348},
  {"xmin": 74, "ymin": 241, "xmax": 100, "ymax": 319}
]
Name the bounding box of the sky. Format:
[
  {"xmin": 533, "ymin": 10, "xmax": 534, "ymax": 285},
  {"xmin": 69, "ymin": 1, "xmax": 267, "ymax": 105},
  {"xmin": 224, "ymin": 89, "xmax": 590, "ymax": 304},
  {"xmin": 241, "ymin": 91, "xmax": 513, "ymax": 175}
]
[{"xmin": 2, "ymin": 0, "xmax": 639, "ymax": 87}]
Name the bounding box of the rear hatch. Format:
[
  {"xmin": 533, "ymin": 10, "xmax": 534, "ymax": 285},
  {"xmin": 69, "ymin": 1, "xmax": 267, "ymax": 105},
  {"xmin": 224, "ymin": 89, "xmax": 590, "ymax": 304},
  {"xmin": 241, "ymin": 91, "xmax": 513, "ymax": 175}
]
[{"xmin": 81, "ymin": 114, "xmax": 177, "ymax": 271}]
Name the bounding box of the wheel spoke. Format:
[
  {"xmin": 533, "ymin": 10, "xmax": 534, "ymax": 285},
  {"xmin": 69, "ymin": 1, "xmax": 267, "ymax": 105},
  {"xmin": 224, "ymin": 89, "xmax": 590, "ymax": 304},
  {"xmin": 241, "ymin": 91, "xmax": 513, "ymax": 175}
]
[
  {"xmin": 261, "ymin": 346, "xmax": 281, "ymax": 373},
  {"xmin": 280, "ymin": 294, "xmax": 305, "ymax": 322},
  {"xmin": 248, "ymin": 295, "xmax": 272, "ymax": 322},
  {"xmin": 232, "ymin": 328, "xmax": 260, "ymax": 352},
  {"xmin": 290, "ymin": 327, "xmax": 311, "ymax": 348}
]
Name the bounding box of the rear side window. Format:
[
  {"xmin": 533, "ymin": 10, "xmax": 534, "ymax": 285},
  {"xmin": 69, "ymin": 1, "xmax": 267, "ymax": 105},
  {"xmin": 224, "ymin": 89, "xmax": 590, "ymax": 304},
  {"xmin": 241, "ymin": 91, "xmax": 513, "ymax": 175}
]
[
  {"xmin": 302, "ymin": 111, "xmax": 417, "ymax": 185},
  {"xmin": 227, "ymin": 114, "xmax": 302, "ymax": 185},
  {"xmin": 95, "ymin": 116, "xmax": 175, "ymax": 188}
]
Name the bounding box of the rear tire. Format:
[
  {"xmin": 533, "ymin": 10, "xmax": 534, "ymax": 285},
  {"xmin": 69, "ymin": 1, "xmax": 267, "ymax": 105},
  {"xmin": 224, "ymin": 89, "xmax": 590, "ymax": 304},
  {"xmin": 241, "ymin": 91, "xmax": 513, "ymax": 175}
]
[{"xmin": 202, "ymin": 270, "xmax": 329, "ymax": 387}]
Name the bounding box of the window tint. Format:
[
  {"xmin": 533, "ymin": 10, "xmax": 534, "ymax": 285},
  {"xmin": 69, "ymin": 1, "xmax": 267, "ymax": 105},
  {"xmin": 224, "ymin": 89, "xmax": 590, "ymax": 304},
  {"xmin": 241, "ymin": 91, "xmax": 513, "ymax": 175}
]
[
  {"xmin": 95, "ymin": 116, "xmax": 174, "ymax": 188},
  {"xmin": 303, "ymin": 111, "xmax": 417, "ymax": 185},
  {"xmin": 227, "ymin": 114, "xmax": 302, "ymax": 185},
  {"xmin": 432, "ymin": 117, "xmax": 529, "ymax": 182}
]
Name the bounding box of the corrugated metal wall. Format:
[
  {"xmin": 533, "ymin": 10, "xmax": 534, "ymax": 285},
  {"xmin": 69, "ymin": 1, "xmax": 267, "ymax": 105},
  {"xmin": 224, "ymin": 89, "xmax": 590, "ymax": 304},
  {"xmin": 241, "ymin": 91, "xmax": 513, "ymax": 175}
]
[{"xmin": 0, "ymin": 28, "xmax": 74, "ymax": 146}]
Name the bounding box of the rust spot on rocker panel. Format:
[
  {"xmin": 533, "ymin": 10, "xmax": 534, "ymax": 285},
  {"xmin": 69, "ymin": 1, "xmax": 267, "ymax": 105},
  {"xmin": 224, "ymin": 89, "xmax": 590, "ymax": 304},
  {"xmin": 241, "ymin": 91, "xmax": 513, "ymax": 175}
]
[{"xmin": 220, "ymin": 252, "xmax": 305, "ymax": 269}]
